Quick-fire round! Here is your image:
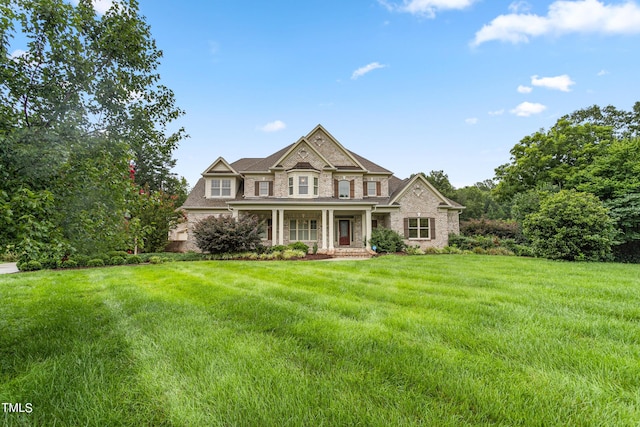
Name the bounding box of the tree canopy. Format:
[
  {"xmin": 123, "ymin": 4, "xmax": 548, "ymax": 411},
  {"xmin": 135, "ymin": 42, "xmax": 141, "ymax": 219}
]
[{"xmin": 1, "ymin": 0, "xmax": 187, "ymax": 260}]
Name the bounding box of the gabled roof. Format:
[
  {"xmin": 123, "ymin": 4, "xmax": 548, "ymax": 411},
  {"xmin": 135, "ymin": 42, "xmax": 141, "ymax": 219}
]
[
  {"xmin": 388, "ymin": 173, "xmax": 464, "ymax": 210},
  {"xmin": 227, "ymin": 125, "xmax": 393, "ymax": 175},
  {"xmin": 202, "ymin": 157, "xmax": 240, "ymax": 176},
  {"xmin": 270, "ymin": 136, "xmax": 334, "ymax": 171}
]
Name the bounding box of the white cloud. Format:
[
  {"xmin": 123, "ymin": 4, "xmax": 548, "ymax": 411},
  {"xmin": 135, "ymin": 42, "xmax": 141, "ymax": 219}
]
[
  {"xmin": 511, "ymin": 101, "xmax": 547, "ymax": 117},
  {"xmin": 379, "ymin": 0, "xmax": 476, "ymax": 18},
  {"xmin": 597, "ymin": 69, "xmax": 609, "ymax": 76},
  {"xmin": 69, "ymin": 0, "xmax": 113, "ymax": 14},
  {"xmin": 351, "ymin": 62, "xmax": 387, "ymax": 80},
  {"xmin": 517, "ymin": 85, "xmax": 533, "ymax": 93},
  {"xmin": 531, "ymin": 74, "xmax": 575, "ymax": 91},
  {"xmin": 472, "ymin": 0, "xmax": 640, "ymax": 46},
  {"xmin": 465, "ymin": 117, "xmax": 479, "ymax": 125},
  {"xmin": 259, "ymin": 120, "xmax": 287, "ymax": 133},
  {"xmin": 509, "ymin": 1, "xmax": 532, "ymax": 13},
  {"xmin": 9, "ymin": 49, "xmax": 26, "ymax": 60},
  {"xmin": 488, "ymin": 109, "xmax": 505, "ymax": 116}
]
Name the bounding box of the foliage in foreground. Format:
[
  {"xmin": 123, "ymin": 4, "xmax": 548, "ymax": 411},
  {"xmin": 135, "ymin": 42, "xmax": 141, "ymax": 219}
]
[
  {"xmin": 1, "ymin": 256, "xmax": 638, "ymax": 426},
  {"xmin": 370, "ymin": 227, "xmax": 406, "ymax": 253},
  {"xmin": 523, "ymin": 190, "xmax": 616, "ymax": 261},
  {"xmin": 193, "ymin": 215, "xmax": 264, "ymax": 254}
]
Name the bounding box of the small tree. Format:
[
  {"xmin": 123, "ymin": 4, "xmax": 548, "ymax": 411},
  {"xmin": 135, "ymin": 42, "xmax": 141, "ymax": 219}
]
[
  {"xmin": 193, "ymin": 215, "xmax": 263, "ymax": 254},
  {"xmin": 523, "ymin": 190, "xmax": 616, "ymax": 261}
]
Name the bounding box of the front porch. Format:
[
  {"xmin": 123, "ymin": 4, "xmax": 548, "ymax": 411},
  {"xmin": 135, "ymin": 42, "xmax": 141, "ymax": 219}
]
[{"xmin": 228, "ymin": 201, "xmax": 379, "ymax": 254}]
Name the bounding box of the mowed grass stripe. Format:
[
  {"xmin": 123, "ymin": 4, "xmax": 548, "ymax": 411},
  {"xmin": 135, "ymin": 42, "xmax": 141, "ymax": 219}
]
[{"xmin": 1, "ymin": 255, "xmax": 639, "ymax": 426}]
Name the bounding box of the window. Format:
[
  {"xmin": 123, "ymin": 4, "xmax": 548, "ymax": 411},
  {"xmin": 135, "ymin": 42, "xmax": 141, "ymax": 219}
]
[
  {"xmin": 408, "ymin": 218, "xmax": 430, "ymax": 239},
  {"xmin": 289, "ymin": 219, "xmax": 318, "ymax": 241},
  {"xmin": 367, "ymin": 181, "xmax": 377, "ymax": 196},
  {"xmin": 259, "ymin": 219, "xmax": 272, "ymax": 240},
  {"xmin": 259, "ymin": 181, "xmax": 270, "ymax": 196},
  {"xmin": 288, "ymin": 173, "xmax": 319, "ymax": 197},
  {"xmin": 211, "ymin": 179, "xmax": 232, "ymax": 197},
  {"xmin": 299, "ymin": 176, "xmax": 309, "ymax": 195},
  {"xmin": 338, "ymin": 180, "xmax": 350, "ymax": 199}
]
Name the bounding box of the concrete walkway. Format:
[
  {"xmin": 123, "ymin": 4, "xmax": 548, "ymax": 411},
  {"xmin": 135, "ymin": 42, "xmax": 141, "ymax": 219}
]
[{"xmin": 0, "ymin": 263, "xmax": 19, "ymax": 274}]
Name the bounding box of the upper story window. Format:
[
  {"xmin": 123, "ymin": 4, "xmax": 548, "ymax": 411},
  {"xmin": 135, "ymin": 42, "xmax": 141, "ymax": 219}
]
[
  {"xmin": 338, "ymin": 180, "xmax": 350, "ymax": 199},
  {"xmin": 299, "ymin": 176, "xmax": 309, "ymax": 195},
  {"xmin": 287, "ymin": 172, "xmax": 319, "ymax": 198},
  {"xmin": 259, "ymin": 181, "xmax": 270, "ymax": 196},
  {"xmin": 211, "ymin": 179, "xmax": 232, "ymax": 197},
  {"xmin": 366, "ymin": 181, "xmax": 377, "ymax": 196}
]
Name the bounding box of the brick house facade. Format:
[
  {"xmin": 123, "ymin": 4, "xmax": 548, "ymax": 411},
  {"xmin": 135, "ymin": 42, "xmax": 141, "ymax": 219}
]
[{"xmin": 172, "ymin": 125, "xmax": 464, "ymax": 254}]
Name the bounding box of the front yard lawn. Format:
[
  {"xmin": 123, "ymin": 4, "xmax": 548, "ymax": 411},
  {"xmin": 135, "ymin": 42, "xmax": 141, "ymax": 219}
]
[{"xmin": 1, "ymin": 255, "xmax": 639, "ymax": 426}]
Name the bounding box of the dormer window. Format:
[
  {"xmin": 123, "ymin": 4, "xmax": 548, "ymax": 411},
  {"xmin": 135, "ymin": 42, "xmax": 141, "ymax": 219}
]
[
  {"xmin": 208, "ymin": 178, "xmax": 235, "ymax": 198},
  {"xmin": 211, "ymin": 179, "xmax": 231, "ymax": 197}
]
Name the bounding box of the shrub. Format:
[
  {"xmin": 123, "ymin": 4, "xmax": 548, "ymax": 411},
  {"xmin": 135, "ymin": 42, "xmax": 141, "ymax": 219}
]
[
  {"xmin": 288, "ymin": 242, "xmax": 309, "ymax": 253},
  {"xmin": 126, "ymin": 255, "xmax": 142, "ymax": 264},
  {"xmin": 312, "ymin": 242, "xmax": 318, "ymax": 255},
  {"xmin": 109, "ymin": 256, "xmax": 126, "ymax": 265},
  {"xmin": 148, "ymin": 256, "xmax": 163, "ymax": 264},
  {"xmin": 370, "ymin": 227, "xmax": 406, "ymax": 253},
  {"xmin": 74, "ymin": 255, "xmax": 90, "ymax": 267},
  {"xmin": 523, "ymin": 190, "xmax": 616, "ymax": 262},
  {"xmin": 282, "ymin": 249, "xmax": 306, "ymax": 260},
  {"xmin": 107, "ymin": 250, "xmax": 129, "ymax": 258},
  {"xmin": 61, "ymin": 260, "xmax": 78, "ymax": 268},
  {"xmin": 18, "ymin": 260, "xmax": 42, "ymax": 271},
  {"xmin": 405, "ymin": 245, "xmax": 425, "ymax": 255},
  {"xmin": 268, "ymin": 245, "xmax": 288, "ymax": 253},
  {"xmin": 460, "ymin": 219, "xmax": 521, "ymax": 239},
  {"xmin": 87, "ymin": 259, "xmax": 105, "ymax": 267},
  {"xmin": 193, "ymin": 215, "xmax": 263, "ymax": 254}
]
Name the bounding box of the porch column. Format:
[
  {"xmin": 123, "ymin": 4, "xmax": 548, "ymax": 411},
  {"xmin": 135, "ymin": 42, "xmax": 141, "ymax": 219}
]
[
  {"xmin": 271, "ymin": 209, "xmax": 278, "ymax": 246},
  {"xmin": 321, "ymin": 209, "xmax": 327, "ymax": 250},
  {"xmin": 232, "ymin": 208, "xmax": 239, "ymax": 220},
  {"xmin": 278, "ymin": 209, "xmax": 285, "ymax": 245},
  {"xmin": 328, "ymin": 209, "xmax": 334, "ymax": 250},
  {"xmin": 365, "ymin": 208, "xmax": 372, "ymax": 250}
]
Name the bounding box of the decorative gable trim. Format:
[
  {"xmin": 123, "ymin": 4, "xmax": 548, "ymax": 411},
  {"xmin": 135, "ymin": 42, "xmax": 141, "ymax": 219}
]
[
  {"xmin": 202, "ymin": 157, "xmax": 240, "ymax": 176},
  {"xmin": 305, "ymin": 124, "xmax": 368, "ymax": 171},
  {"xmin": 269, "ymin": 138, "xmax": 334, "ymax": 172},
  {"xmin": 389, "ymin": 173, "xmax": 458, "ymax": 209}
]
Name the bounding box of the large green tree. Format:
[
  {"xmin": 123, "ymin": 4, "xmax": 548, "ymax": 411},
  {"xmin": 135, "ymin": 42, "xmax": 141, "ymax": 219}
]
[
  {"xmin": 494, "ymin": 119, "xmax": 614, "ymax": 201},
  {"xmin": 494, "ymin": 103, "xmax": 640, "ymax": 262},
  {"xmin": 1, "ymin": 0, "xmax": 186, "ymax": 258}
]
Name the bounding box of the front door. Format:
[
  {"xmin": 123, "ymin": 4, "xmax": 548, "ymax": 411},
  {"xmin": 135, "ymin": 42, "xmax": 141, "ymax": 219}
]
[{"xmin": 339, "ymin": 220, "xmax": 350, "ymax": 246}]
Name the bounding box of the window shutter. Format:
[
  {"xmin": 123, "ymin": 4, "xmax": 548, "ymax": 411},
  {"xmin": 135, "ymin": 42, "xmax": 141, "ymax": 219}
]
[
  {"xmin": 363, "ymin": 182, "xmax": 368, "ymax": 196},
  {"xmin": 430, "ymin": 217, "xmax": 436, "ymax": 240},
  {"xmin": 334, "ymin": 179, "xmax": 338, "ymax": 198},
  {"xmin": 254, "ymin": 182, "xmax": 259, "ymax": 196},
  {"xmin": 267, "ymin": 219, "xmax": 272, "ymax": 241},
  {"xmin": 350, "ymin": 180, "xmax": 355, "ymax": 198},
  {"xmin": 268, "ymin": 181, "xmax": 273, "ymax": 196},
  {"xmin": 376, "ymin": 181, "xmax": 381, "ymax": 196},
  {"xmin": 403, "ymin": 218, "xmax": 409, "ymax": 238}
]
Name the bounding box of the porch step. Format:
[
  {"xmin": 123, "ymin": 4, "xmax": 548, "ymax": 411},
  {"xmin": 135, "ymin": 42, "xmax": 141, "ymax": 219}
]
[{"xmin": 324, "ymin": 248, "xmax": 375, "ymax": 258}]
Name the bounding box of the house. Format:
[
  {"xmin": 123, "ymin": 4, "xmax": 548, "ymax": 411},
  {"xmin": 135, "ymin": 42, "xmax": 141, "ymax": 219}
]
[{"xmin": 172, "ymin": 125, "xmax": 464, "ymax": 254}]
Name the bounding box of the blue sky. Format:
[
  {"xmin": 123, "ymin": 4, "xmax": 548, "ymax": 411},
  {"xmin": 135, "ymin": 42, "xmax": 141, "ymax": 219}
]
[{"xmin": 63, "ymin": 1, "xmax": 640, "ymax": 187}]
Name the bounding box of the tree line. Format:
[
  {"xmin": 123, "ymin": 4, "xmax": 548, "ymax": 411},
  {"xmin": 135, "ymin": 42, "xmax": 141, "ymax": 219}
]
[
  {"xmin": 426, "ymin": 102, "xmax": 640, "ymax": 262},
  {"xmin": 1, "ymin": 0, "xmax": 187, "ymax": 264}
]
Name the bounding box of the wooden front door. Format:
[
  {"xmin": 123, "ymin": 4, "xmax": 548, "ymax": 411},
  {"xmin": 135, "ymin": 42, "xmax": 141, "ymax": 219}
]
[{"xmin": 339, "ymin": 220, "xmax": 350, "ymax": 246}]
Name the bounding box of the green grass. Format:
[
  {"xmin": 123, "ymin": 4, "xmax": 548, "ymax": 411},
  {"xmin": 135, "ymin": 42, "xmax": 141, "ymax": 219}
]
[{"xmin": 1, "ymin": 255, "xmax": 639, "ymax": 426}]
